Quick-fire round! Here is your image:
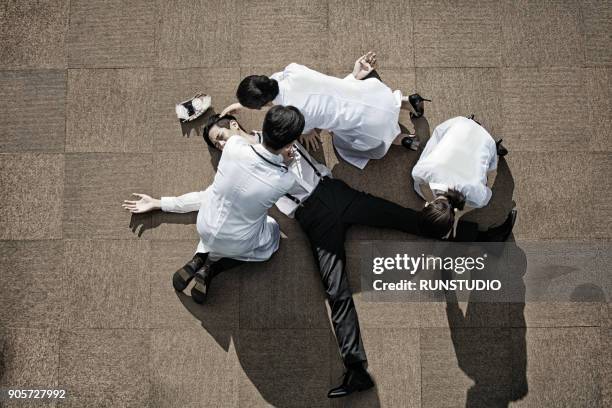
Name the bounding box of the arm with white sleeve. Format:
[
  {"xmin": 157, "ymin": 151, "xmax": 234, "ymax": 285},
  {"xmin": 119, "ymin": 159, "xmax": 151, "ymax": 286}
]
[
  {"xmin": 160, "ymin": 190, "xmax": 207, "ymax": 213},
  {"xmin": 122, "ymin": 189, "xmax": 208, "ymax": 214}
]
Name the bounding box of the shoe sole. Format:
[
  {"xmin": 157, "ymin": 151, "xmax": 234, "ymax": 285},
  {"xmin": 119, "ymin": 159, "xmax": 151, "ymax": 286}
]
[
  {"xmin": 191, "ymin": 276, "xmax": 208, "ymax": 304},
  {"xmin": 172, "ymin": 268, "xmax": 194, "ymax": 292},
  {"xmin": 327, "ymin": 382, "xmax": 375, "ymax": 399}
]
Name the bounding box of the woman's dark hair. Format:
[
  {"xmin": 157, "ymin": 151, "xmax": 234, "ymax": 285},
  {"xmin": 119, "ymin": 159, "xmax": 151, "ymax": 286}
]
[
  {"xmin": 418, "ymin": 189, "xmax": 466, "ymax": 238},
  {"xmin": 202, "ymin": 113, "xmax": 243, "ymax": 148},
  {"xmin": 261, "ymin": 105, "xmax": 305, "ymax": 150},
  {"xmin": 236, "ymin": 75, "xmax": 279, "ymax": 109}
]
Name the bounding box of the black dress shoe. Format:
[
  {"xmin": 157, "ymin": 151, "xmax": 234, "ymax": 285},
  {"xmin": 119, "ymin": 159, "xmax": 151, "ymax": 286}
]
[
  {"xmin": 496, "ymin": 139, "xmax": 508, "ymax": 157},
  {"xmin": 408, "ymin": 93, "xmax": 431, "ymax": 118},
  {"xmin": 191, "ymin": 266, "xmax": 213, "ymax": 304},
  {"xmin": 401, "ymin": 135, "xmax": 420, "ymax": 151},
  {"xmin": 172, "ymin": 253, "xmax": 207, "ymax": 292},
  {"xmin": 482, "ymin": 209, "xmax": 517, "ymax": 242},
  {"xmin": 327, "ymin": 365, "xmax": 374, "ymax": 398}
]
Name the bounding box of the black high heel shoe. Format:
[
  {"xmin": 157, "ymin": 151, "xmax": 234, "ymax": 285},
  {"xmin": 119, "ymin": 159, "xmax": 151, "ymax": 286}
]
[
  {"xmin": 401, "ymin": 135, "xmax": 420, "ymax": 151},
  {"xmin": 468, "ymin": 114, "xmax": 508, "ymax": 157},
  {"xmin": 496, "ymin": 139, "xmax": 508, "ymax": 157},
  {"xmin": 467, "ymin": 113, "xmax": 481, "ymax": 125},
  {"xmin": 404, "ymin": 94, "xmax": 431, "ymax": 118}
]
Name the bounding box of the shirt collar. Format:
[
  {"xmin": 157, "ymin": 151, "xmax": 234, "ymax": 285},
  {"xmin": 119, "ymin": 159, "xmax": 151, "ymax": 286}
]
[
  {"xmin": 429, "ymin": 182, "xmax": 448, "ymax": 193},
  {"xmin": 252, "ymin": 142, "xmax": 285, "ymax": 165},
  {"xmin": 252, "ymin": 130, "xmax": 263, "ymax": 144}
]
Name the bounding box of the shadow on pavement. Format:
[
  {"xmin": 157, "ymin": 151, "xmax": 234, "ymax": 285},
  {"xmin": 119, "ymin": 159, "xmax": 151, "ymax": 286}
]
[
  {"xmin": 136, "ymin": 112, "xmax": 520, "ymax": 407},
  {"xmin": 442, "ymin": 241, "xmax": 529, "ymax": 408},
  {"xmin": 174, "ymin": 267, "xmax": 382, "ymax": 408}
]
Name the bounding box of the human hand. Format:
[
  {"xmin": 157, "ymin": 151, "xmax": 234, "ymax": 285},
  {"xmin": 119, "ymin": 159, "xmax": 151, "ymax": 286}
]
[
  {"xmin": 122, "ymin": 193, "xmax": 160, "ymax": 214},
  {"xmin": 352, "ymin": 51, "xmax": 377, "ymax": 79},
  {"xmin": 220, "ymin": 102, "xmax": 243, "ymax": 117},
  {"xmin": 299, "ymin": 129, "xmax": 322, "ymax": 151}
]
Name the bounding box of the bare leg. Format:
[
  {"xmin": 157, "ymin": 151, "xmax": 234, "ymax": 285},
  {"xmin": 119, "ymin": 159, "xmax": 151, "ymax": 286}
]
[
  {"xmin": 400, "ymin": 99, "xmax": 418, "ymax": 115},
  {"xmin": 392, "ymin": 122, "xmax": 415, "ymax": 145}
]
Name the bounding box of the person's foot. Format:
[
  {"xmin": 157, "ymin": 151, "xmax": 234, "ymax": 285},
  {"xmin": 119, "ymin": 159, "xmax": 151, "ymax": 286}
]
[
  {"xmin": 402, "ymin": 94, "xmax": 430, "ymax": 118},
  {"xmin": 483, "ymin": 208, "xmax": 517, "ymax": 242},
  {"xmin": 327, "ymin": 364, "xmax": 374, "ymax": 398},
  {"xmin": 172, "ymin": 254, "xmax": 207, "ymax": 292},
  {"xmin": 191, "ymin": 266, "xmax": 213, "ymax": 304},
  {"xmin": 400, "ymin": 135, "xmax": 420, "ymax": 151}
]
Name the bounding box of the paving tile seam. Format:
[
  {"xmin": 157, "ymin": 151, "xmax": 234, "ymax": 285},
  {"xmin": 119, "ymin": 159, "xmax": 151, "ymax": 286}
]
[
  {"xmin": 0, "ymin": 152, "xmax": 66, "ymax": 157},
  {"xmin": 0, "ymin": 238, "xmax": 65, "ymax": 243},
  {"xmin": 1, "ymin": 64, "xmax": 610, "ymax": 73},
  {"xmin": 506, "ymin": 324, "xmax": 605, "ymax": 329},
  {"xmin": 29, "ymin": 323, "xmax": 600, "ymax": 332}
]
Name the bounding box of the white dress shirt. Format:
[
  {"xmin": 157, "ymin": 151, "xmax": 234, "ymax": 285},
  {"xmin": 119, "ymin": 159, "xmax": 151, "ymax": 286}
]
[
  {"xmin": 275, "ymin": 142, "xmax": 332, "ymax": 217},
  {"xmin": 270, "ymin": 63, "xmax": 403, "ymax": 170},
  {"xmin": 161, "ymin": 135, "xmax": 296, "ymax": 261},
  {"xmin": 411, "ymin": 116, "xmax": 498, "ymax": 208}
]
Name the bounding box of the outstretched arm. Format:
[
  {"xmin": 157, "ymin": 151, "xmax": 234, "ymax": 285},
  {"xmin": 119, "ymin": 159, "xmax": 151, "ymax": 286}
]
[
  {"xmin": 220, "ymin": 102, "xmax": 245, "ymax": 117},
  {"xmin": 220, "ymin": 102, "xmax": 273, "ymax": 117},
  {"xmin": 123, "ymin": 190, "xmax": 206, "ymax": 214}
]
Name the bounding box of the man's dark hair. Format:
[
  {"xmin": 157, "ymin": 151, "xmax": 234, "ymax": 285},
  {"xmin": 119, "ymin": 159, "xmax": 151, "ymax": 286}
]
[
  {"xmin": 236, "ymin": 75, "xmax": 279, "ymax": 109},
  {"xmin": 202, "ymin": 113, "xmax": 242, "ymax": 148},
  {"xmin": 261, "ymin": 106, "xmax": 305, "ymax": 150}
]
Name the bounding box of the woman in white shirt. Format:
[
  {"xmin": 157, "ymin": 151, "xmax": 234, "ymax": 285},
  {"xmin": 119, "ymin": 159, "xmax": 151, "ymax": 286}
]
[
  {"xmin": 220, "ymin": 52, "xmax": 421, "ymax": 169},
  {"xmin": 412, "ymin": 116, "xmax": 510, "ymax": 239}
]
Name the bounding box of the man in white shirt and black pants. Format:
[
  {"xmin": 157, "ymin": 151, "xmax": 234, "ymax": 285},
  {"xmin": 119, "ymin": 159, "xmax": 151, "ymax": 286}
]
[
  {"xmin": 198, "ymin": 114, "xmax": 515, "ymax": 399},
  {"xmin": 122, "ymin": 106, "xmax": 304, "ymax": 303}
]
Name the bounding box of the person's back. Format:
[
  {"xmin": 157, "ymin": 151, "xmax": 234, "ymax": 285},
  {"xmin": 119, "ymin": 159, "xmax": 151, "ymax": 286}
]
[
  {"xmin": 198, "ymin": 135, "xmax": 294, "ymax": 252},
  {"xmin": 412, "ymin": 116, "xmax": 497, "ymax": 208},
  {"xmin": 272, "ymin": 63, "xmax": 400, "ymax": 136}
]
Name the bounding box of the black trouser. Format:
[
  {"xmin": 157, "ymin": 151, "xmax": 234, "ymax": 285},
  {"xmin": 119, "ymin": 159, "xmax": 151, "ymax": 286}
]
[
  {"xmin": 295, "ymin": 178, "xmax": 480, "ymax": 366},
  {"xmin": 194, "ymin": 253, "xmax": 244, "ymax": 278}
]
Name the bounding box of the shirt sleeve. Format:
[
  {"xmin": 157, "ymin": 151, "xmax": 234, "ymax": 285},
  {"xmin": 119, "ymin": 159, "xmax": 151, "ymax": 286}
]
[
  {"xmin": 269, "ymin": 71, "xmax": 284, "ymax": 82},
  {"xmin": 487, "ymin": 144, "xmax": 499, "ymax": 172},
  {"xmin": 411, "ymin": 165, "xmax": 427, "ymax": 199},
  {"xmin": 161, "ymin": 190, "xmax": 207, "ymax": 213},
  {"xmin": 270, "ymin": 63, "xmax": 299, "ymax": 82}
]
